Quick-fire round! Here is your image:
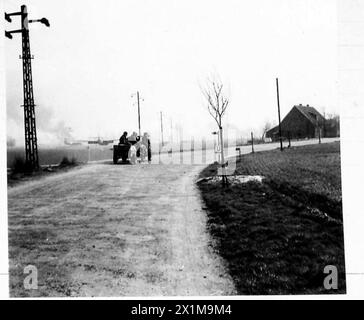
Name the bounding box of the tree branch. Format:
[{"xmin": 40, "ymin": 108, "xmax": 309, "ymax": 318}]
[{"xmin": 201, "ymin": 76, "xmax": 229, "ymax": 130}]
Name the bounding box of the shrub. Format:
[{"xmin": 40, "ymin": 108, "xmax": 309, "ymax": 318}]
[
  {"xmin": 11, "ymin": 157, "xmax": 33, "ymax": 173},
  {"xmin": 59, "ymin": 156, "xmax": 77, "ymax": 167}
]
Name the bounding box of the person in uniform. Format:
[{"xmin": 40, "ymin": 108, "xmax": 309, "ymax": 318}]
[
  {"xmin": 128, "ymin": 132, "xmax": 138, "ymax": 144},
  {"xmin": 119, "ymin": 131, "xmax": 129, "ymax": 145},
  {"xmin": 142, "ymin": 132, "xmax": 152, "ymax": 163}
]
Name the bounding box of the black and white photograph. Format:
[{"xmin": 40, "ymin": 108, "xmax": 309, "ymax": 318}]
[{"xmin": 1, "ymin": 0, "xmax": 363, "ymax": 301}]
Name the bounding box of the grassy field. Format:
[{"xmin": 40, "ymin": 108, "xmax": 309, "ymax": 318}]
[
  {"xmin": 197, "ymin": 142, "xmax": 345, "ymax": 294},
  {"xmin": 7, "ymin": 156, "xmax": 81, "ymax": 188},
  {"xmin": 7, "ymin": 146, "xmax": 113, "ymax": 167}
]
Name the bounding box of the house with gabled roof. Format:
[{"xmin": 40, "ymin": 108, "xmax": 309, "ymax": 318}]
[{"xmin": 266, "ymin": 104, "xmax": 326, "ymax": 141}]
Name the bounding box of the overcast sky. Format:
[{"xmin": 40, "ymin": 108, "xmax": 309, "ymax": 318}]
[{"xmin": 4, "ymin": 0, "xmax": 339, "ymax": 145}]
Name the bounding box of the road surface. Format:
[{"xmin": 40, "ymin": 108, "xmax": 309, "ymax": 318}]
[
  {"xmin": 7, "ymin": 138, "xmax": 338, "ymax": 297},
  {"xmin": 8, "ymin": 163, "xmax": 237, "ymax": 296}
]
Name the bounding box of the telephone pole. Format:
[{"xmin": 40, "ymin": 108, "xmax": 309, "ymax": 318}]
[
  {"xmin": 5, "ymin": 5, "xmax": 50, "ymax": 170},
  {"xmin": 276, "ymin": 78, "xmax": 283, "ymax": 151},
  {"xmin": 170, "ymin": 118, "xmax": 173, "ymax": 144},
  {"xmin": 137, "ymin": 91, "xmax": 141, "ymax": 136},
  {"xmin": 251, "ymin": 132, "xmax": 254, "ymax": 153},
  {"xmin": 160, "ymin": 111, "xmax": 164, "ymax": 147},
  {"xmin": 132, "ymin": 91, "xmax": 142, "ymax": 136}
]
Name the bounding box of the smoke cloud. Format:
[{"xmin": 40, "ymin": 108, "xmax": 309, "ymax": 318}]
[{"xmin": 7, "ymin": 97, "xmax": 74, "ymax": 146}]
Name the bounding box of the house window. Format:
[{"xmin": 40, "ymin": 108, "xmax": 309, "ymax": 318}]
[{"xmin": 309, "ymin": 112, "xmax": 317, "ymax": 120}]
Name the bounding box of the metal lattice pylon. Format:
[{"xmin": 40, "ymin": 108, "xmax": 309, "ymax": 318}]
[
  {"xmin": 5, "ymin": 5, "xmax": 50, "ymax": 170},
  {"xmin": 22, "ymin": 17, "xmax": 39, "ymax": 169}
]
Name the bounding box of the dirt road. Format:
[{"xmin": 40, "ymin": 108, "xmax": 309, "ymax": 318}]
[
  {"xmin": 8, "ymin": 163, "xmax": 236, "ymax": 297},
  {"xmin": 7, "ymin": 138, "xmax": 339, "ymax": 297}
]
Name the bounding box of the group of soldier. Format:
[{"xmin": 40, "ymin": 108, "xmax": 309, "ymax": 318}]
[{"xmin": 119, "ymin": 131, "xmax": 152, "ymax": 163}]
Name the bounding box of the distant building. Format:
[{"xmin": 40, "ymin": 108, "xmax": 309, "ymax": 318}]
[{"xmin": 266, "ymin": 104, "xmax": 332, "ymax": 141}]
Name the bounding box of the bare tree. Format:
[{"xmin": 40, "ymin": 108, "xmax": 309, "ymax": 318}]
[
  {"xmin": 201, "ymin": 77, "xmax": 229, "ymax": 185},
  {"xmin": 261, "ymin": 121, "xmax": 272, "ymax": 141},
  {"xmin": 324, "ymin": 113, "xmax": 340, "ymax": 137}
]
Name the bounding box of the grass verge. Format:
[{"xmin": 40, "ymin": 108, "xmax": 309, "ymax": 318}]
[
  {"xmin": 7, "ymin": 156, "xmax": 81, "ymax": 188},
  {"xmin": 197, "ymin": 142, "xmax": 345, "ymax": 294}
]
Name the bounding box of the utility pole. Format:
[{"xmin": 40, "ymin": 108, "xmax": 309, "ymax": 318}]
[
  {"xmin": 132, "ymin": 91, "xmax": 142, "ymax": 136},
  {"xmin": 5, "ymin": 5, "xmax": 50, "ymax": 170},
  {"xmin": 160, "ymin": 111, "xmax": 164, "ymax": 147},
  {"xmin": 179, "ymin": 125, "xmax": 184, "ymax": 164},
  {"xmin": 276, "ymin": 78, "xmax": 283, "ymax": 151},
  {"xmin": 288, "ymin": 132, "xmax": 291, "ymax": 148},
  {"xmin": 323, "ymin": 110, "xmax": 326, "ymax": 138},
  {"xmin": 251, "ymin": 132, "xmax": 254, "ymax": 153},
  {"xmin": 137, "ymin": 91, "xmax": 141, "ymax": 136},
  {"xmin": 170, "ymin": 118, "xmax": 173, "ymax": 144},
  {"xmin": 318, "ymin": 125, "xmax": 322, "ymax": 144}
]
